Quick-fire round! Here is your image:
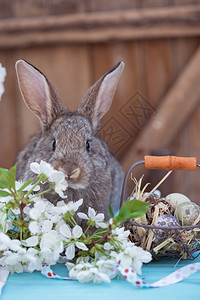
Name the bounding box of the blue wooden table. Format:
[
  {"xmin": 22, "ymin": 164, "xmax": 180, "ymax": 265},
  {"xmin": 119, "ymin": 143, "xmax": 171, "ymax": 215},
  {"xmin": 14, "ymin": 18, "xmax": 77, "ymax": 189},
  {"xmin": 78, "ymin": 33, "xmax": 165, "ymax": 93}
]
[{"xmin": 1, "ymin": 255, "xmax": 200, "ymax": 300}]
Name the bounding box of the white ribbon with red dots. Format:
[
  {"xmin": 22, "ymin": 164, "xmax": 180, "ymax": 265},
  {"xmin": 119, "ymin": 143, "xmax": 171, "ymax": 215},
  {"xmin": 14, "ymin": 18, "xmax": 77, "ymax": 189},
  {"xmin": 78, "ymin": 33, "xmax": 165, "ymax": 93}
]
[
  {"xmin": 40, "ymin": 264, "xmax": 73, "ymax": 280},
  {"xmin": 116, "ymin": 263, "xmax": 200, "ymax": 288},
  {"xmin": 40, "ymin": 262, "xmax": 200, "ymax": 288}
]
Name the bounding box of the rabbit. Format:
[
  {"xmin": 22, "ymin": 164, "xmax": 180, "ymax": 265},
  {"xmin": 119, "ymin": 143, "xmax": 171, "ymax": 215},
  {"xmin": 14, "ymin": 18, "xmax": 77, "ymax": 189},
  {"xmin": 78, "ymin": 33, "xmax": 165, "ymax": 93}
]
[{"xmin": 15, "ymin": 59, "xmax": 124, "ymax": 221}]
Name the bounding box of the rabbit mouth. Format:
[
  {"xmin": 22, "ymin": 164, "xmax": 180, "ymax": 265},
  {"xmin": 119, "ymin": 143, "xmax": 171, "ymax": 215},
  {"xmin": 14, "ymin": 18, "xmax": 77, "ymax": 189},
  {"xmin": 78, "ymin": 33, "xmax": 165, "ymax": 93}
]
[{"xmin": 58, "ymin": 166, "xmax": 88, "ymax": 189}]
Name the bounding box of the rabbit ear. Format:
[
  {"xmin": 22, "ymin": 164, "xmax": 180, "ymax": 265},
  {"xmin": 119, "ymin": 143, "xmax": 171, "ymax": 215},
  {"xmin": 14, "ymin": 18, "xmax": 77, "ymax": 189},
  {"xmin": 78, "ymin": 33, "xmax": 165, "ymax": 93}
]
[
  {"xmin": 15, "ymin": 60, "xmax": 64, "ymax": 131},
  {"xmin": 77, "ymin": 62, "xmax": 124, "ymax": 131}
]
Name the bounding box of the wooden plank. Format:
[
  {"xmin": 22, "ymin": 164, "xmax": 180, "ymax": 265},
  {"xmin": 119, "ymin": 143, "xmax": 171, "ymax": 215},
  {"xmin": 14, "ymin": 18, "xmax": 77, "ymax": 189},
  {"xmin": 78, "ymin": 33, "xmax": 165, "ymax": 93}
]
[
  {"xmin": 144, "ymin": 39, "xmax": 174, "ymax": 107},
  {"xmin": 0, "ymin": 51, "xmax": 18, "ymax": 168},
  {"xmin": 0, "ymin": 5, "xmax": 200, "ymax": 49},
  {"xmin": 121, "ymin": 46, "xmax": 200, "ymax": 173},
  {"xmin": 171, "ymin": 38, "xmax": 200, "ymax": 203}
]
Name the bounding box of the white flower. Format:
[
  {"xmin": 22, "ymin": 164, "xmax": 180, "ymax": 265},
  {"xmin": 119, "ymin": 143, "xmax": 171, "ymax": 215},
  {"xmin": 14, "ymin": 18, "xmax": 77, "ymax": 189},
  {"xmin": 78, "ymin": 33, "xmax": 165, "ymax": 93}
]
[
  {"xmin": 29, "ymin": 198, "xmax": 50, "ymax": 220},
  {"xmin": 40, "ymin": 230, "xmax": 64, "ymax": 265},
  {"xmin": 40, "ymin": 230, "xmax": 63, "ymax": 252},
  {"xmin": 78, "ymin": 207, "xmax": 108, "ymax": 229},
  {"xmin": 30, "ymin": 160, "xmax": 68, "ymax": 198},
  {"xmin": 112, "ymin": 227, "xmax": 130, "ymax": 244},
  {"xmin": 104, "ymin": 242, "xmax": 114, "ymax": 251},
  {"xmin": 54, "ymin": 179, "xmax": 68, "ymax": 198},
  {"xmin": 0, "ymin": 247, "xmax": 42, "ymax": 273},
  {"xmin": 69, "ymin": 262, "xmax": 111, "ymax": 284},
  {"xmin": 22, "ymin": 236, "xmax": 39, "ymax": 247},
  {"xmin": 41, "ymin": 220, "xmax": 53, "ymax": 233},
  {"xmin": 110, "ymin": 241, "xmax": 152, "ymax": 274},
  {"xmin": 0, "ymin": 233, "xmax": 21, "ymax": 251},
  {"xmin": 0, "ymin": 63, "xmax": 6, "ymax": 100},
  {"xmin": 96, "ymin": 259, "xmax": 118, "ymax": 279},
  {"xmin": 65, "ymin": 199, "xmax": 83, "ymax": 212},
  {"xmin": 60, "ymin": 224, "xmax": 88, "ymax": 260},
  {"xmin": 51, "ymin": 199, "xmax": 83, "ymax": 215}
]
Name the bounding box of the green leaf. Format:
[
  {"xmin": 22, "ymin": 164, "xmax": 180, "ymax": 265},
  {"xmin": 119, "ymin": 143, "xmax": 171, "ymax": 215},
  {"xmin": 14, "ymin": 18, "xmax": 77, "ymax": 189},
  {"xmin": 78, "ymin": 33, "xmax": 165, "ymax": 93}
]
[
  {"xmin": 0, "ymin": 167, "xmax": 8, "ymax": 176},
  {"xmin": 7, "ymin": 165, "xmax": 16, "ymax": 190},
  {"xmin": 0, "ymin": 190, "xmax": 11, "ymax": 197},
  {"xmin": 0, "ymin": 172, "xmax": 9, "ymax": 189},
  {"xmin": 115, "ymin": 199, "xmax": 149, "ymax": 223},
  {"xmin": 17, "ymin": 179, "xmax": 33, "ymax": 192},
  {"xmin": 108, "ymin": 204, "xmax": 114, "ymax": 218}
]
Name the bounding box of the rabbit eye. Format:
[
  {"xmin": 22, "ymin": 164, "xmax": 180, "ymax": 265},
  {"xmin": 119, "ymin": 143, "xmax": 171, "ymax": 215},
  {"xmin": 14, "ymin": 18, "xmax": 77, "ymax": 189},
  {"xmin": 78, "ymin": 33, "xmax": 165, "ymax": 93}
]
[
  {"xmin": 86, "ymin": 140, "xmax": 90, "ymax": 152},
  {"xmin": 52, "ymin": 139, "xmax": 56, "ymax": 151}
]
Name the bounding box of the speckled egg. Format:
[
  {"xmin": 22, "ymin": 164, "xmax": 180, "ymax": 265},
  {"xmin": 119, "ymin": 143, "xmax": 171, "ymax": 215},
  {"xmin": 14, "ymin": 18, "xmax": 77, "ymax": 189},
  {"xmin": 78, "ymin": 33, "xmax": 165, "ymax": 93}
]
[
  {"xmin": 165, "ymin": 193, "xmax": 191, "ymax": 210},
  {"xmin": 144, "ymin": 190, "xmax": 161, "ymax": 204},
  {"xmin": 153, "ymin": 214, "xmax": 180, "ymax": 243},
  {"xmin": 147, "ymin": 199, "xmax": 174, "ymax": 222},
  {"xmin": 155, "ymin": 214, "xmax": 180, "ymax": 227},
  {"xmin": 175, "ymin": 202, "xmax": 200, "ymax": 226}
]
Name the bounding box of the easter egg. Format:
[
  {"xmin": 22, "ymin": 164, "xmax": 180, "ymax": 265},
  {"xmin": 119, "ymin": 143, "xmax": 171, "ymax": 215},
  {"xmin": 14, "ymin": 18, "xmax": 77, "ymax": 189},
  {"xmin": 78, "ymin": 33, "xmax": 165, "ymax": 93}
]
[
  {"xmin": 147, "ymin": 199, "xmax": 174, "ymax": 222},
  {"xmin": 153, "ymin": 214, "xmax": 180, "ymax": 243},
  {"xmin": 165, "ymin": 193, "xmax": 191, "ymax": 210},
  {"xmin": 155, "ymin": 214, "xmax": 180, "ymax": 227},
  {"xmin": 175, "ymin": 202, "xmax": 200, "ymax": 226},
  {"xmin": 145, "ymin": 194, "xmax": 160, "ymax": 204}
]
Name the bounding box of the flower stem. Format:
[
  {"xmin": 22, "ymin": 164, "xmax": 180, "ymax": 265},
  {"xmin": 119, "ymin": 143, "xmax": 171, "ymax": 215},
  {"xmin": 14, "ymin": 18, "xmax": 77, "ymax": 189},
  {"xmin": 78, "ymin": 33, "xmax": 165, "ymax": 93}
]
[
  {"xmin": 84, "ymin": 225, "xmax": 91, "ymax": 236},
  {"xmin": 25, "ymin": 177, "xmax": 43, "ymax": 198},
  {"xmin": 29, "ymin": 188, "xmax": 52, "ymax": 200}
]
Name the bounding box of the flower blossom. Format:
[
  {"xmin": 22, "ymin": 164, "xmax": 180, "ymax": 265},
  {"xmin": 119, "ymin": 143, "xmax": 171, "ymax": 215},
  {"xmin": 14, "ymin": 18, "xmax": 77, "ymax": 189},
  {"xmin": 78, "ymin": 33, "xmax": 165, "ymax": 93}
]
[
  {"xmin": 51, "ymin": 199, "xmax": 83, "ymax": 215},
  {"xmin": 77, "ymin": 207, "xmax": 108, "ymax": 229},
  {"xmin": 0, "ymin": 233, "xmax": 21, "ymax": 251},
  {"xmin": 69, "ymin": 262, "xmax": 111, "ymax": 284},
  {"xmin": 112, "ymin": 227, "xmax": 130, "ymax": 244},
  {"xmin": 0, "ymin": 63, "xmax": 6, "ymax": 100},
  {"xmin": 40, "ymin": 230, "xmax": 64, "ymax": 265},
  {"xmin": 0, "ymin": 247, "xmax": 42, "ymax": 273},
  {"xmin": 30, "ymin": 160, "xmax": 68, "ymax": 198},
  {"xmin": 110, "ymin": 241, "xmax": 152, "ymax": 274},
  {"xmin": 60, "ymin": 224, "xmax": 88, "ymax": 260}
]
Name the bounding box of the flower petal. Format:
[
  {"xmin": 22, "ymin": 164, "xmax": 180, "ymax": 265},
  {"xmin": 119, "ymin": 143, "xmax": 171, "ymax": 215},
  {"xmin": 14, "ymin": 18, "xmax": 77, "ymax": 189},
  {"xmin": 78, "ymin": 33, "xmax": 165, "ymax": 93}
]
[
  {"xmin": 29, "ymin": 221, "xmax": 39, "ymax": 234},
  {"xmin": 75, "ymin": 242, "xmax": 88, "ymax": 251},
  {"xmin": 30, "ymin": 162, "xmax": 40, "ymax": 174},
  {"xmin": 72, "ymin": 225, "xmax": 82, "ymax": 239},
  {"xmin": 88, "ymin": 207, "xmax": 96, "ymax": 219},
  {"xmin": 22, "ymin": 236, "xmax": 38, "ymax": 247},
  {"xmin": 104, "ymin": 242, "xmax": 113, "ymax": 250},
  {"xmin": 60, "ymin": 224, "xmax": 72, "ymax": 239},
  {"xmin": 65, "ymin": 244, "xmax": 75, "ymax": 260},
  {"xmin": 96, "ymin": 222, "xmax": 108, "ymax": 229},
  {"xmin": 42, "ymin": 220, "xmax": 53, "ymax": 233},
  {"xmin": 77, "ymin": 212, "xmax": 89, "ymax": 220},
  {"xmin": 95, "ymin": 213, "xmax": 105, "ymax": 222}
]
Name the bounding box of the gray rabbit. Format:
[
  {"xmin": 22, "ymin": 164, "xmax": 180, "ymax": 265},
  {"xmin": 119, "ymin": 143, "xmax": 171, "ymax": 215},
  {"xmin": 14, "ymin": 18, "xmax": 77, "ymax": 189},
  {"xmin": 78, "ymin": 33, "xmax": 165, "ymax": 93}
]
[{"xmin": 15, "ymin": 60, "xmax": 124, "ymax": 220}]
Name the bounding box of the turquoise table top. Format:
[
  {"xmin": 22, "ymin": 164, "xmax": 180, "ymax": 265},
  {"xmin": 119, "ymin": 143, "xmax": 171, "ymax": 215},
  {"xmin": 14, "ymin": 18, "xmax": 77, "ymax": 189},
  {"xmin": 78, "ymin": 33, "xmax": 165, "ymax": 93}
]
[{"xmin": 1, "ymin": 255, "xmax": 200, "ymax": 300}]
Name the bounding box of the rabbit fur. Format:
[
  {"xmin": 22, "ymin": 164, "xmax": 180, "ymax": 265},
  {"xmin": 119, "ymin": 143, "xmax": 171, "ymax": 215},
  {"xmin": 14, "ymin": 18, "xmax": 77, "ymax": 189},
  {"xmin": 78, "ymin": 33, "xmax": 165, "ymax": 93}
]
[{"xmin": 15, "ymin": 60, "xmax": 124, "ymax": 221}]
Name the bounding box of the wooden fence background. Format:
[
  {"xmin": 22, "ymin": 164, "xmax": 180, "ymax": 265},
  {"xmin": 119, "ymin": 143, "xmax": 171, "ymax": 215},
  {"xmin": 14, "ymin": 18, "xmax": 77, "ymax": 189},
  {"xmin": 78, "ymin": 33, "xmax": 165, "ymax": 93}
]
[{"xmin": 0, "ymin": 0, "xmax": 200, "ymax": 203}]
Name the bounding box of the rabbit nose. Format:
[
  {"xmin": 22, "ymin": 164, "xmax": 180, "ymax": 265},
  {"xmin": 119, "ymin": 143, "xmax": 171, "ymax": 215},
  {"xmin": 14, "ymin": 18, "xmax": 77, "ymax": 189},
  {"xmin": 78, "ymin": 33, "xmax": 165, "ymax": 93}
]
[{"xmin": 67, "ymin": 168, "xmax": 81, "ymax": 180}]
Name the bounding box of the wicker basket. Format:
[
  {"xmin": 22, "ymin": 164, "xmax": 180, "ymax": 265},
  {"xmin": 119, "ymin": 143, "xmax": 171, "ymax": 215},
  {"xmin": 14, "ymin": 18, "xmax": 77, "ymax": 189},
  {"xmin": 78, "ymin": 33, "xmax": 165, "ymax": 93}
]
[
  {"xmin": 125, "ymin": 220, "xmax": 200, "ymax": 260},
  {"xmin": 121, "ymin": 156, "xmax": 200, "ymax": 260}
]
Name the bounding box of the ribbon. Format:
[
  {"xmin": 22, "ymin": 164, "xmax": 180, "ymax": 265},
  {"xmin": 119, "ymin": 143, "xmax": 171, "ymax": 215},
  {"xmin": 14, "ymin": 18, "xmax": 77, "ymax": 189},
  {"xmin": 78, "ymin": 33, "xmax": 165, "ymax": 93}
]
[
  {"xmin": 117, "ymin": 263, "xmax": 200, "ymax": 288},
  {"xmin": 40, "ymin": 262, "xmax": 200, "ymax": 288},
  {"xmin": 40, "ymin": 264, "xmax": 73, "ymax": 280}
]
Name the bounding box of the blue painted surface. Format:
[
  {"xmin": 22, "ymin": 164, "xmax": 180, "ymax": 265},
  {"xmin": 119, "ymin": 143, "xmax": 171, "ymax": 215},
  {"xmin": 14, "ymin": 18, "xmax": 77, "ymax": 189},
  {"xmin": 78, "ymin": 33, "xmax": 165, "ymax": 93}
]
[{"xmin": 1, "ymin": 255, "xmax": 200, "ymax": 300}]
